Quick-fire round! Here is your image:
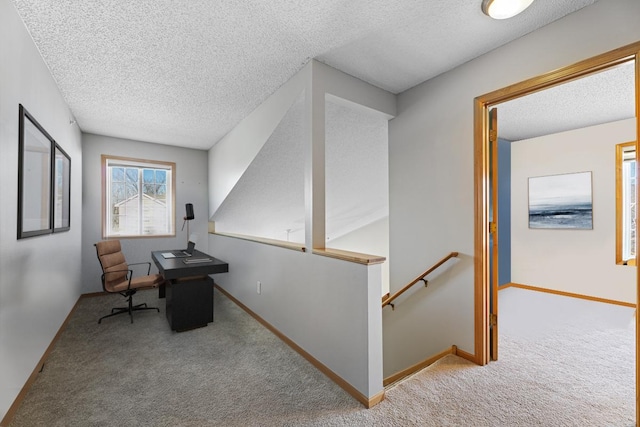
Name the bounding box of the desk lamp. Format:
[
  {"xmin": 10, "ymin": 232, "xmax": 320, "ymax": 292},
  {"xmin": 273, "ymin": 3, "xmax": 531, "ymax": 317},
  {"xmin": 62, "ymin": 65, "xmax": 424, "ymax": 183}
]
[{"xmin": 182, "ymin": 203, "xmax": 194, "ymax": 244}]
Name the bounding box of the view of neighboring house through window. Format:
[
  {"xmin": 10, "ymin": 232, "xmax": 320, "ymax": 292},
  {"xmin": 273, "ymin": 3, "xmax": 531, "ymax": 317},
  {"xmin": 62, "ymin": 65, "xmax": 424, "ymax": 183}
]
[
  {"xmin": 102, "ymin": 155, "xmax": 175, "ymax": 238},
  {"xmin": 616, "ymin": 141, "xmax": 636, "ymax": 264}
]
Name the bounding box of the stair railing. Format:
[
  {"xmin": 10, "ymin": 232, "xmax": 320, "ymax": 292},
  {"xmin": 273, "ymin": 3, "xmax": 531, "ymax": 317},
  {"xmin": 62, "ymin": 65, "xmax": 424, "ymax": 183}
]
[{"xmin": 382, "ymin": 252, "xmax": 459, "ymax": 310}]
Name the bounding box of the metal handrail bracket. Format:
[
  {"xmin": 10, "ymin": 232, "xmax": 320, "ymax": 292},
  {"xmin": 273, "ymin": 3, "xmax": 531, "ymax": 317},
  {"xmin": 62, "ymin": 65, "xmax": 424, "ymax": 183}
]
[{"xmin": 382, "ymin": 251, "xmax": 459, "ymax": 309}]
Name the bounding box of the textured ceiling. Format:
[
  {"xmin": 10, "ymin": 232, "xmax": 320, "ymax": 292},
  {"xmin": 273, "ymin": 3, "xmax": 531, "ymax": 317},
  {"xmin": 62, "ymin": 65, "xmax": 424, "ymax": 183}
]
[
  {"xmin": 11, "ymin": 0, "xmax": 600, "ymax": 150},
  {"xmin": 498, "ymin": 60, "xmax": 635, "ymax": 142}
]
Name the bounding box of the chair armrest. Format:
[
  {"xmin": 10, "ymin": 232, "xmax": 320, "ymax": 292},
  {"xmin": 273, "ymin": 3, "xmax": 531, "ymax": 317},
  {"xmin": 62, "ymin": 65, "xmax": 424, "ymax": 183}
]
[
  {"xmin": 128, "ymin": 261, "xmax": 152, "ymax": 275},
  {"xmin": 102, "ymin": 269, "xmax": 134, "ymax": 290}
]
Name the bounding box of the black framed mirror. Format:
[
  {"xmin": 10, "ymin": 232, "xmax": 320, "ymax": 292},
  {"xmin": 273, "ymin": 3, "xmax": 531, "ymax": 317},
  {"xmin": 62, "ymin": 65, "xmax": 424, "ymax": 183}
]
[
  {"xmin": 53, "ymin": 143, "xmax": 71, "ymax": 232},
  {"xmin": 18, "ymin": 104, "xmax": 54, "ymax": 239}
]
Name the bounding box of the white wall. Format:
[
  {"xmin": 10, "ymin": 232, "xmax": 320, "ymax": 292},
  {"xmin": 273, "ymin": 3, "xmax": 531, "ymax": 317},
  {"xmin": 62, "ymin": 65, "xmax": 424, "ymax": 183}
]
[
  {"xmin": 511, "ymin": 119, "xmax": 636, "ymax": 303},
  {"xmin": 325, "ymin": 98, "xmax": 389, "ymax": 245},
  {"xmin": 387, "ymin": 0, "xmax": 640, "ymax": 372},
  {"xmin": 328, "ymin": 217, "xmax": 390, "ymax": 296},
  {"xmin": 212, "ymin": 62, "xmax": 392, "ymax": 257},
  {"xmin": 82, "ymin": 134, "xmax": 209, "ymax": 293},
  {"xmin": 208, "ymin": 69, "xmax": 308, "ymax": 217},
  {"xmin": 209, "ymin": 233, "xmax": 383, "ymax": 400},
  {"xmin": 207, "ymin": 62, "xmax": 395, "ymax": 402},
  {"xmin": 212, "ymin": 93, "xmax": 307, "ymax": 243},
  {"xmin": 0, "ymin": 0, "xmax": 83, "ymax": 419}
]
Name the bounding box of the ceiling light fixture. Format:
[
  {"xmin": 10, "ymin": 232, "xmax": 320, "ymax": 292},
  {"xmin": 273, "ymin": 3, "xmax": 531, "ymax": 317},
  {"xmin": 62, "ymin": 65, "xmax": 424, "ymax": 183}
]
[{"xmin": 482, "ymin": 0, "xmax": 535, "ymax": 19}]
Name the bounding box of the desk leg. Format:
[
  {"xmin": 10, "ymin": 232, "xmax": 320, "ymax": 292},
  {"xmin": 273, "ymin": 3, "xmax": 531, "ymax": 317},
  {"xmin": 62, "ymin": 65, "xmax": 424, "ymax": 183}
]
[{"xmin": 158, "ymin": 282, "xmax": 166, "ymax": 299}]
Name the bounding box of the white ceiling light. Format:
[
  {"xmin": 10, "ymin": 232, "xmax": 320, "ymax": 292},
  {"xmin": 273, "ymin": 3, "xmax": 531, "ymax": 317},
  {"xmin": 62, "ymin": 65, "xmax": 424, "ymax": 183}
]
[{"xmin": 482, "ymin": 0, "xmax": 535, "ymax": 19}]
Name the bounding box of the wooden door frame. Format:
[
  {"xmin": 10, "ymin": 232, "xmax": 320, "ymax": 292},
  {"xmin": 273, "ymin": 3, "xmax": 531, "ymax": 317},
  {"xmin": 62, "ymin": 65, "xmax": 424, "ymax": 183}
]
[{"xmin": 473, "ymin": 41, "xmax": 640, "ymax": 418}]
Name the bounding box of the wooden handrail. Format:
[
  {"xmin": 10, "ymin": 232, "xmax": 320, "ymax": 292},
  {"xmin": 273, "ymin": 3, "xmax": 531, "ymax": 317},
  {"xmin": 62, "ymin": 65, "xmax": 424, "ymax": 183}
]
[
  {"xmin": 382, "ymin": 252, "xmax": 459, "ymax": 309},
  {"xmin": 211, "ymin": 231, "xmax": 306, "ymax": 252},
  {"xmin": 313, "ymin": 248, "xmax": 386, "ymax": 265}
]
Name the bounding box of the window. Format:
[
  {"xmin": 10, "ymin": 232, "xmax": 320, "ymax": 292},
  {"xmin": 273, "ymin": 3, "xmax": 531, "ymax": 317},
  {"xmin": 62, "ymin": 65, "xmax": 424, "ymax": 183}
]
[
  {"xmin": 102, "ymin": 155, "xmax": 176, "ymax": 238},
  {"xmin": 616, "ymin": 141, "xmax": 636, "ymax": 264}
]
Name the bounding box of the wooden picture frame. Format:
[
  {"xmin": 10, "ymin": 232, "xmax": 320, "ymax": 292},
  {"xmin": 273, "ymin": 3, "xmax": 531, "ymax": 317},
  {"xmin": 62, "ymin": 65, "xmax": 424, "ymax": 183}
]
[
  {"xmin": 53, "ymin": 143, "xmax": 71, "ymax": 232},
  {"xmin": 18, "ymin": 104, "xmax": 54, "ymax": 239}
]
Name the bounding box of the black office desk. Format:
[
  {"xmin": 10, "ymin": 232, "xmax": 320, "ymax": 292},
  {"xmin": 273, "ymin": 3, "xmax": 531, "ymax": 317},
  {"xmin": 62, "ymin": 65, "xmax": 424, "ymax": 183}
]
[{"xmin": 152, "ymin": 250, "xmax": 228, "ymax": 331}]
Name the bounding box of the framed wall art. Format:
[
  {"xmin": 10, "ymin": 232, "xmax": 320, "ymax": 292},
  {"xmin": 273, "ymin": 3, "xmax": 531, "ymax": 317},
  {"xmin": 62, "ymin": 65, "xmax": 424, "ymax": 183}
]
[{"xmin": 528, "ymin": 171, "xmax": 593, "ymax": 230}]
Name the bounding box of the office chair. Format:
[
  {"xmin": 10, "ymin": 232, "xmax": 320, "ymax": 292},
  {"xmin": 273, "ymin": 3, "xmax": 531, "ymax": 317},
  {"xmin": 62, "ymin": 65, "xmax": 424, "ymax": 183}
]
[{"xmin": 95, "ymin": 240, "xmax": 166, "ymax": 324}]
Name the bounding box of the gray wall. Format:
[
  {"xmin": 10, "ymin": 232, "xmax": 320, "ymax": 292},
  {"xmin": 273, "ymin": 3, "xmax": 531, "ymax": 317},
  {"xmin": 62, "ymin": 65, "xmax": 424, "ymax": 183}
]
[
  {"xmin": 81, "ymin": 133, "xmax": 209, "ymax": 294},
  {"xmin": 385, "ymin": 0, "xmax": 640, "ymax": 371},
  {"xmin": 329, "ymin": 216, "xmax": 390, "ymax": 295},
  {"xmin": 207, "ymin": 61, "xmax": 394, "ymax": 400},
  {"xmin": 210, "ymin": 233, "xmax": 383, "ymax": 400},
  {"xmin": 0, "ymin": 0, "xmax": 83, "ymax": 418}
]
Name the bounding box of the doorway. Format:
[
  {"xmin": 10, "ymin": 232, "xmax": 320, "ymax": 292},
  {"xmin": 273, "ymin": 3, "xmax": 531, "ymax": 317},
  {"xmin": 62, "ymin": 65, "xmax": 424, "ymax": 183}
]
[{"xmin": 474, "ymin": 42, "xmax": 640, "ymax": 420}]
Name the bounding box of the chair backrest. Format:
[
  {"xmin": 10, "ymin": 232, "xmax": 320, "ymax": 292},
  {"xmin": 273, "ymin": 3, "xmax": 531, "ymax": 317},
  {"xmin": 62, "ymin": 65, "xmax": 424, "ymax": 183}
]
[{"xmin": 95, "ymin": 240, "xmax": 129, "ymax": 292}]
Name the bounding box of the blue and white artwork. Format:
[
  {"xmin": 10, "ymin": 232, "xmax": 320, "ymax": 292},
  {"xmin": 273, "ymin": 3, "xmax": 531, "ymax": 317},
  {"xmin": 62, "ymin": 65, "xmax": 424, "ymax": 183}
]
[{"xmin": 528, "ymin": 171, "xmax": 593, "ymax": 229}]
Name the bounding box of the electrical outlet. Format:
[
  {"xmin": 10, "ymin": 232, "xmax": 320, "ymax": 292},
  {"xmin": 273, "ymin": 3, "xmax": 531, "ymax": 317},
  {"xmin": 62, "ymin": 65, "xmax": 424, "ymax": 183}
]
[{"xmin": 257, "ymin": 281, "xmax": 261, "ymax": 294}]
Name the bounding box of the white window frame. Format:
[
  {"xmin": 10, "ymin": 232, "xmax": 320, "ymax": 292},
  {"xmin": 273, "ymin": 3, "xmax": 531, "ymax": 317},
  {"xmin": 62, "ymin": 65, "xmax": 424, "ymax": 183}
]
[
  {"xmin": 616, "ymin": 141, "xmax": 636, "ymax": 264},
  {"xmin": 102, "ymin": 155, "xmax": 176, "ymax": 238}
]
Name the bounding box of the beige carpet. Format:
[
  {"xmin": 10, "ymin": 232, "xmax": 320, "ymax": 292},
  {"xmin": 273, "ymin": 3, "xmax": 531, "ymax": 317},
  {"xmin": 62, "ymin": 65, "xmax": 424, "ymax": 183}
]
[{"xmin": 8, "ymin": 286, "xmax": 635, "ymax": 426}]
